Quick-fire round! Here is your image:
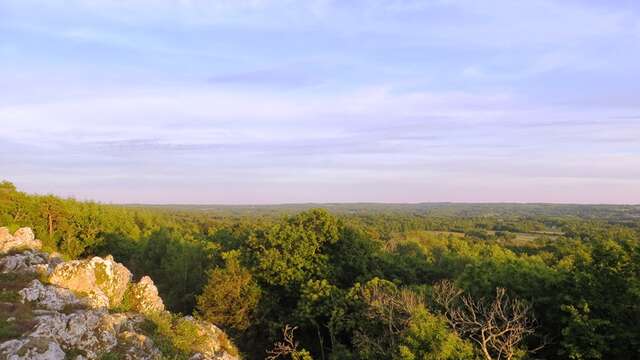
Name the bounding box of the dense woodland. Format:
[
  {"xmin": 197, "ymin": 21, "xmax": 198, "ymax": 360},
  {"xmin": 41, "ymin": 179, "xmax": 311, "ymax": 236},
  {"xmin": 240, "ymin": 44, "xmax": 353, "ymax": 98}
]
[{"xmin": 1, "ymin": 180, "xmax": 639, "ymax": 360}]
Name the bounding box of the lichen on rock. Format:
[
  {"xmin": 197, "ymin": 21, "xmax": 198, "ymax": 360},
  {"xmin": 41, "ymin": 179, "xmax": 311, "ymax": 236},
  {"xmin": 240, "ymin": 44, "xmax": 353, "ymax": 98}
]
[
  {"xmin": 0, "ymin": 227, "xmax": 42, "ymax": 254},
  {"xmin": 181, "ymin": 316, "xmax": 239, "ymax": 360},
  {"xmin": 0, "ymin": 250, "xmax": 51, "ymax": 275},
  {"xmin": 126, "ymin": 275, "xmax": 165, "ymax": 315},
  {"xmin": 19, "ymin": 279, "xmax": 84, "ymax": 311},
  {"xmin": 49, "ymin": 255, "xmax": 132, "ymax": 309},
  {"xmin": 0, "ymin": 337, "xmax": 66, "ymax": 360}
]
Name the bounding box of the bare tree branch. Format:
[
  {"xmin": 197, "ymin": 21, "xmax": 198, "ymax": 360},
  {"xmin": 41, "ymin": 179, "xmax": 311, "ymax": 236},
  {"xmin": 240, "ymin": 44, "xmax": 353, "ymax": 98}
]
[
  {"xmin": 432, "ymin": 281, "xmax": 541, "ymax": 360},
  {"xmin": 266, "ymin": 325, "xmax": 303, "ymax": 360}
]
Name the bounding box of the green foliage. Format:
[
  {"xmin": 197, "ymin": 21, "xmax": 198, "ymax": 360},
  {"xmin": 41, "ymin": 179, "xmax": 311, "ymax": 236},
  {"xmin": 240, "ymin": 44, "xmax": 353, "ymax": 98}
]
[
  {"xmin": 99, "ymin": 353, "xmax": 120, "ymax": 360},
  {"xmin": 2, "ymin": 180, "xmax": 640, "ymax": 360},
  {"xmin": 0, "ymin": 318, "xmax": 21, "ymax": 342},
  {"xmin": 398, "ymin": 307, "xmax": 475, "ymax": 360},
  {"xmin": 247, "ymin": 209, "xmax": 339, "ymax": 287},
  {"xmin": 197, "ymin": 250, "xmax": 261, "ymax": 333},
  {"xmin": 0, "ymin": 289, "xmax": 20, "ymax": 302},
  {"xmin": 64, "ymin": 349, "xmax": 86, "ymax": 359},
  {"xmin": 142, "ymin": 312, "xmax": 223, "ymax": 360}
]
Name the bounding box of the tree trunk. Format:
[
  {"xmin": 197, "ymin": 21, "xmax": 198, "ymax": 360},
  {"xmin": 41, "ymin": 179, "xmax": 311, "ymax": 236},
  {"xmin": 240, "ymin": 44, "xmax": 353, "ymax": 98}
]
[
  {"xmin": 315, "ymin": 322, "xmax": 325, "ymax": 360},
  {"xmin": 48, "ymin": 212, "xmax": 53, "ymax": 240}
]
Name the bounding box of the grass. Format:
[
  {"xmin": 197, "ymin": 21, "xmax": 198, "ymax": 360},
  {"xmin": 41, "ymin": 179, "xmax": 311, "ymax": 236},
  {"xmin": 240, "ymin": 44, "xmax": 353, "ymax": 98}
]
[
  {"xmin": 138, "ymin": 314, "xmax": 192, "ymax": 360},
  {"xmin": 0, "ymin": 272, "xmax": 39, "ymax": 341},
  {"xmin": 137, "ymin": 312, "xmax": 240, "ymax": 360},
  {"xmin": 64, "ymin": 348, "xmax": 86, "ymax": 359},
  {"xmin": 99, "ymin": 353, "xmax": 120, "ymax": 360},
  {"xmin": 0, "ymin": 289, "xmax": 20, "ymax": 302},
  {"xmin": 0, "ymin": 272, "xmax": 37, "ymax": 295},
  {"xmin": 61, "ymin": 302, "xmax": 88, "ymax": 314},
  {"xmin": 0, "ymin": 302, "xmax": 36, "ymax": 342}
]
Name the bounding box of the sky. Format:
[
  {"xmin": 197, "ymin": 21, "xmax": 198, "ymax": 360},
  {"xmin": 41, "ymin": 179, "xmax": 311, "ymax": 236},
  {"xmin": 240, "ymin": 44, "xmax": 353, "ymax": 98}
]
[{"xmin": 1, "ymin": 0, "xmax": 639, "ymax": 204}]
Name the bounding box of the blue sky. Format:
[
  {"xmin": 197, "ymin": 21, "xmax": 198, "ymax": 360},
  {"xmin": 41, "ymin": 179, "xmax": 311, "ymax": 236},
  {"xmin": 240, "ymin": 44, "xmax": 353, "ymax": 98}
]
[{"xmin": 1, "ymin": 0, "xmax": 639, "ymax": 204}]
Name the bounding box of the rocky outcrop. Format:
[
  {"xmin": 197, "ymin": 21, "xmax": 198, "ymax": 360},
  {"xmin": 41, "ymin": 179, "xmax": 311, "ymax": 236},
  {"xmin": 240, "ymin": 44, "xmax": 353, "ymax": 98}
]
[
  {"xmin": 0, "ymin": 226, "xmax": 239, "ymax": 360},
  {"xmin": 182, "ymin": 316, "xmax": 239, "ymax": 360},
  {"xmin": 1, "ymin": 308, "xmax": 160, "ymax": 360},
  {"xmin": 0, "ymin": 250, "xmax": 51, "ymax": 275},
  {"xmin": 118, "ymin": 330, "xmax": 162, "ymax": 360},
  {"xmin": 19, "ymin": 279, "xmax": 84, "ymax": 311},
  {"xmin": 127, "ymin": 275, "xmax": 165, "ymax": 315},
  {"xmin": 0, "ymin": 227, "xmax": 42, "ymax": 253},
  {"xmin": 49, "ymin": 255, "xmax": 132, "ymax": 309},
  {"xmin": 0, "ymin": 338, "xmax": 65, "ymax": 360}
]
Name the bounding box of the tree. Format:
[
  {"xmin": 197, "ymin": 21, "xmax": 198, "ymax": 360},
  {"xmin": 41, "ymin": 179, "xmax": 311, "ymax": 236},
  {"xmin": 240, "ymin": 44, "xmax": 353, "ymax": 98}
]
[
  {"xmin": 247, "ymin": 209, "xmax": 339, "ymax": 287},
  {"xmin": 0, "ymin": 181, "xmax": 29, "ymax": 225},
  {"xmin": 432, "ymin": 280, "xmax": 540, "ymax": 360},
  {"xmin": 38, "ymin": 195, "xmax": 67, "ymax": 245},
  {"xmin": 558, "ymin": 236, "xmax": 640, "ymax": 359},
  {"xmin": 350, "ymin": 278, "xmax": 417, "ymax": 358},
  {"xmin": 197, "ymin": 250, "xmax": 261, "ymax": 333},
  {"xmin": 266, "ymin": 325, "xmax": 313, "ymax": 360},
  {"xmin": 398, "ymin": 307, "xmax": 474, "ymax": 360}
]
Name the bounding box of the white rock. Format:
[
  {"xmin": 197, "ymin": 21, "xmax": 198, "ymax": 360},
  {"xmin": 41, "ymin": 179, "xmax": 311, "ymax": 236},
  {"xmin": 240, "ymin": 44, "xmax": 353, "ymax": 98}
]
[
  {"xmin": 49, "ymin": 256, "xmax": 132, "ymax": 309},
  {"xmin": 28, "ymin": 309, "xmax": 129, "ymax": 358},
  {"xmin": 20, "ymin": 279, "xmax": 84, "ymax": 311},
  {"xmin": 127, "ymin": 275, "xmax": 165, "ymax": 315},
  {"xmin": 13, "ymin": 228, "xmax": 35, "ymax": 243},
  {"xmin": 0, "ymin": 227, "xmax": 42, "ymax": 254},
  {"xmin": 0, "ymin": 337, "xmax": 66, "ymax": 360},
  {"xmin": 0, "ymin": 227, "xmax": 11, "ymax": 242},
  {"xmin": 117, "ymin": 331, "xmax": 162, "ymax": 360},
  {"xmin": 0, "ymin": 250, "xmax": 50, "ymax": 274},
  {"xmin": 180, "ymin": 316, "xmax": 239, "ymax": 360}
]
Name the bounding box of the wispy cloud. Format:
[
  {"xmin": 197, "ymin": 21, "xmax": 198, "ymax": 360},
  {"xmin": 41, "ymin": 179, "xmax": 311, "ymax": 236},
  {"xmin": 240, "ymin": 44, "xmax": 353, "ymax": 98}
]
[{"xmin": 1, "ymin": 0, "xmax": 639, "ymax": 203}]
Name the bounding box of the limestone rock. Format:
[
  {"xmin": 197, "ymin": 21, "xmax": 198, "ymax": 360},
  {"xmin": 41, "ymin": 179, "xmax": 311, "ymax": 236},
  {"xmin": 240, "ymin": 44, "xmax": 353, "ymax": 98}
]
[
  {"xmin": 49, "ymin": 256, "xmax": 132, "ymax": 308},
  {"xmin": 28, "ymin": 309, "xmax": 130, "ymax": 358},
  {"xmin": 127, "ymin": 276, "xmax": 165, "ymax": 315},
  {"xmin": 19, "ymin": 279, "xmax": 84, "ymax": 311},
  {"xmin": 117, "ymin": 331, "xmax": 162, "ymax": 360},
  {"xmin": 0, "ymin": 227, "xmax": 42, "ymax": 254},
  {"xmin": 14, "ymin": 228, "xmax": 35, "ymax": 243},
  {"xmin": 0, "ymin": 227, "xmax": 11, "ymax": 242},
  {"xmin": 0, "ymin": 337, "xmax": 65, "ymax": 360},
  {"xmin": 0, "ymin": 307, "xmax": 157, "ymax": 359},
  {"xmin": 182, "ymin": 316, "xmax": 239, "ymax": 360},
  {"xmin": 0, "ymin": 250, "xmax": 49, "ymax": 275}
]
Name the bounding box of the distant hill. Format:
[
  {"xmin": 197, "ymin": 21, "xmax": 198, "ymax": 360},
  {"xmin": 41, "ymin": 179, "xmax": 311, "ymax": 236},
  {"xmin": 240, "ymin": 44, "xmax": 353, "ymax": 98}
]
[{"xmin": 123, "ymin": 202, "xmax": 640, "ymax": 221}]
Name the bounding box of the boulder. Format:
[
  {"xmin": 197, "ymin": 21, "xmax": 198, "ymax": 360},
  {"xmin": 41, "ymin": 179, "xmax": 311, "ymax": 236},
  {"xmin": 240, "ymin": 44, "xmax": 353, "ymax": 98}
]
[
  {"xmin": 19, "ymin": 279, "xmax": 84, "ymax": 311},
  {"xmin": 28, "ymin": 309, "xmax": 131, "ymax": 358},
  {"xmin": 0, "ymin": 337, "xmax": 65, "ymax": 360},
  {"xmin": 181, "ymin": 316, "xmax": 239, "ymax": 360},
  {"xmin": 0, "ymin": 227, "xmax": 42, "ymax": 253},
  {"xmin": 0, "ymin": 250, "xmax": 50, "ymax": 275},
  {"xmin": 0, "ymin": 227, "xmax": 11, "ymax": 242},
  {"xmin": 14, "ymin": 227, "xmax": 35, "ymax": 243},
  {"xmin": 49, "ymin": 255, "xmax": 132, "ymax": 309},
  {"xmin": 127, "ymin": 276, "xmax": 165, "ymax": 315},
  {"xmin": 117, "ymin": 331, "xmax": 162, "ymax": 359},
  {"xmin": 0, "ymin": 308, "xmax": 157, "ymax": 359}
]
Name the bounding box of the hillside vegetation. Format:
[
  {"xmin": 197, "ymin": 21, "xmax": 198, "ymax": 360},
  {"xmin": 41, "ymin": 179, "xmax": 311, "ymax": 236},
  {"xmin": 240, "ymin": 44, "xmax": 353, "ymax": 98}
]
[{"xmin": 1, "ymin": 181, "xmax": 639, "ymax": 359}]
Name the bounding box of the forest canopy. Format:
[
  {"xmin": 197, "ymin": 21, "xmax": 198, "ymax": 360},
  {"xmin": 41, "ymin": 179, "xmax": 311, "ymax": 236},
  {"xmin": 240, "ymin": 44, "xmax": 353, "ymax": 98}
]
[{"xmin": 1, "ymin": 180, "xmax": 639, "ymax": 360}]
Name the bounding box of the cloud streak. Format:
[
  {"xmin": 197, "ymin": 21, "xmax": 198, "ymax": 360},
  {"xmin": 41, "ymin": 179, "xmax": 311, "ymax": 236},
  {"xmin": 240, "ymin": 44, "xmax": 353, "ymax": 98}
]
[{"xmin": 0, "ymin": 0, "xmax": 639, "ymax": 203}]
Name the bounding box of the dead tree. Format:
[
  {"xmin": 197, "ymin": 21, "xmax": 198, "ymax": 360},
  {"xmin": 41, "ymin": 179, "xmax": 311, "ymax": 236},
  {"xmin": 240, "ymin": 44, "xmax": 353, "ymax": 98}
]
[
  {"xmin": 352, "ymin": 280, "xmax": 421, "ymax": 358},
  {"xmin": 432, "ymin": 280, "xmax": 540, "ymax": 360},
  {"xmin": 266, "ymin": 325, "xmax": 309, "ymax": 360}
]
